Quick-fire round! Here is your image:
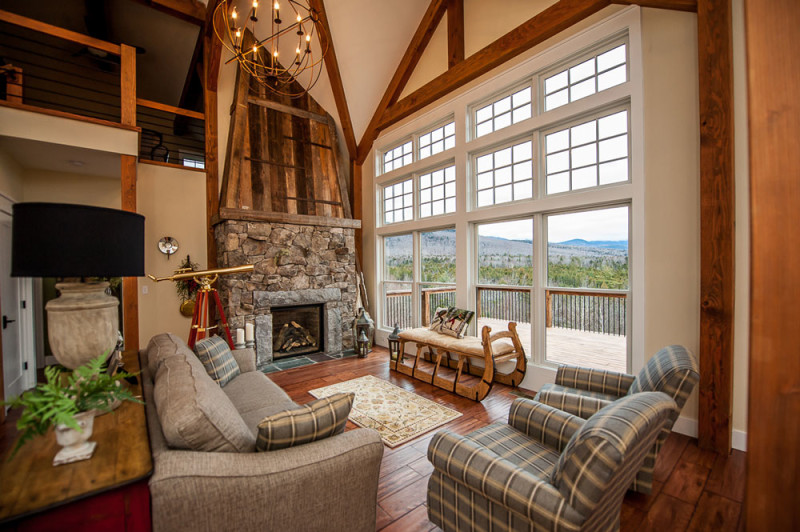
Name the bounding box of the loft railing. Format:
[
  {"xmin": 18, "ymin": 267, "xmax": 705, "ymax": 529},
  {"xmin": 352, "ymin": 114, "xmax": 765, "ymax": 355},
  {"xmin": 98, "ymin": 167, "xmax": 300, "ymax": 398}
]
[
  {"xmin": 0, "ymin": 9, "xmax": 205, "ymax": 167},
  {"xmin": 385, "ymin": 285, "xmax": 626, "ymax": 336}
]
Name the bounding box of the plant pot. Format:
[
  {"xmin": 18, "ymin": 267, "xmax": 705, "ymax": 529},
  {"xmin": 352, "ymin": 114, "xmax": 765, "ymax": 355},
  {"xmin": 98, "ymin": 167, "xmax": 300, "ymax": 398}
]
[{"xmin": 53, "ymin": 411, "xmax": 97, "ymax": 466}]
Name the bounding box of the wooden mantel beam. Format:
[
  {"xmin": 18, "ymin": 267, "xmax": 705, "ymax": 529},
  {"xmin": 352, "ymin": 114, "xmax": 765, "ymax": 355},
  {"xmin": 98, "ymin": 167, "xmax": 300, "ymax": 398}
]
[
  {"xmin": 309, "ymin": 0, "xmax": 357, "ymax": 160},
  {"xmin": 356, "ymin": 0, "xmax": 447, "ymax": 164},
  {"xmin": 375, "ymin": 0, "xmax": 610, "ymax": 138}
]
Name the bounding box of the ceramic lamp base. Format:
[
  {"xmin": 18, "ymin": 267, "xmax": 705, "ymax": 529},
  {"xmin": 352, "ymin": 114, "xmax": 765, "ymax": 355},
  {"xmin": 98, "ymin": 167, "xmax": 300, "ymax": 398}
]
[{"xmin": 53, "ymin": 441, "xmax": 97, "ymax": 466}]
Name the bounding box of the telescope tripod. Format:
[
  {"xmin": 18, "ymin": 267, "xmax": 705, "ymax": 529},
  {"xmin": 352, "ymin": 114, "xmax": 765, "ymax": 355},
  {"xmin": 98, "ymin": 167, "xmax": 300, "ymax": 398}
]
[{"xmin": 188, "ymin": 285, "xmax": 235, "ymax": 350}]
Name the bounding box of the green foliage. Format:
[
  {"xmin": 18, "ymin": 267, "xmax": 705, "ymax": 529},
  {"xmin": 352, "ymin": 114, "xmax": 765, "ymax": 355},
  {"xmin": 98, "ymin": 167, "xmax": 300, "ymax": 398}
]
[
  {"xmin": 547, "ymin": 256, "xmax": 628, "ymax": 289},
  {"xmin": 1, "ymin": 354, "xmax": 142, "ymax": 459}
]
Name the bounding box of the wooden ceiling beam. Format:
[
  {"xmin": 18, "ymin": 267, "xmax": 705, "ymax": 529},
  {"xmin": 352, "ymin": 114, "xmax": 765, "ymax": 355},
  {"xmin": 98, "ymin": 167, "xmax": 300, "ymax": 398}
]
[
  {"xmin": 610, "ymin": 0, "xmax": 697, "ymax": 12},
  {"xmin": 308, "ymin": 0, "xmax": 357, "ymax": 160},
  {"xmin": 447, "ymin": 0, "xmax": 465, "ymax": 68},
  {"xmin": 130, "ymin": 0, "xmax": 206, "ymax": 25},
  {"xmin": 356, "ymin": 0, "xmax": 447, "ymax": 164},
  {"xmin": 374, "ymin": 0, "xmax": 610, "ymax": 144}
]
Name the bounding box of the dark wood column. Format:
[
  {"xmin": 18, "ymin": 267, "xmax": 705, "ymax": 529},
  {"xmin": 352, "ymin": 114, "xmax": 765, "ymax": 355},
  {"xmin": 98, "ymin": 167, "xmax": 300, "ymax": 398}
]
[{"xmin": 697, "ymin": 0, "xmax": 735, "ymax": 454}]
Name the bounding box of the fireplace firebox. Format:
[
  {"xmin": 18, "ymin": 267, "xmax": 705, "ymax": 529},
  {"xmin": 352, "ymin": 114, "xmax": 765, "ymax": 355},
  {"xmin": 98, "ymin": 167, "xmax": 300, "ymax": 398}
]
[{"xmin": 271, "ymin": 304, "xmax": 325, "ymax": 359}]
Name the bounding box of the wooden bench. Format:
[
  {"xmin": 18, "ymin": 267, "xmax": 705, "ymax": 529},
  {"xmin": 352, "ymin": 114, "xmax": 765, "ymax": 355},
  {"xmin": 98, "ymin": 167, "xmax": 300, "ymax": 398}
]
[{"xmin": 393, "ymin": 322, "xmax": 527, "ymax": 401}]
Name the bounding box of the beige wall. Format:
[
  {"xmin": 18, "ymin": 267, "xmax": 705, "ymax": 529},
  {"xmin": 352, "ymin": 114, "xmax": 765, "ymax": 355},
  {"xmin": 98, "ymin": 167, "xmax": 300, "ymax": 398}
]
[
  {"xmin": 21, "ymin": 169, "xmax": 120, "ymax": 209},
  {"xmin": 640, "ymin": 8, "xmax": 702, "ymax": 426},
  {"xmin": 136, "ymin": 162, "xmax": 207, "ymax": 347},
  {"xmin": 0, "ymin": 147, "xmax": 23, "ymax": 201}
]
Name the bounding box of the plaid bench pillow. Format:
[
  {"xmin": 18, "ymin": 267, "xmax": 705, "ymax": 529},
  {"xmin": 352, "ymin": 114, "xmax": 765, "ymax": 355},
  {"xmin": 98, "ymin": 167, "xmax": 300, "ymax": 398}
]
[{"xmin": 256, "ymin": 392, "xmax": 354, "ymax": 451}]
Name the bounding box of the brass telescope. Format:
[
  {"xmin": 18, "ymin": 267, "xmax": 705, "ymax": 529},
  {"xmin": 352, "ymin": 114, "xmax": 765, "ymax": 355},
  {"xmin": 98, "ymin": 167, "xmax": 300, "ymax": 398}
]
[{"xmin": 148, "ymin": 264, "xmax": 254, "ymax": 290}]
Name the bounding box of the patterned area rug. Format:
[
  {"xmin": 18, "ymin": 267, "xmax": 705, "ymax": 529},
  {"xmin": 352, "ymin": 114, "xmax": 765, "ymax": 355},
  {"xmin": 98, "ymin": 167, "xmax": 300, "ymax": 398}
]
[{"xmin": 309, "ymin": 375, "xmax": 462, "ymax": 448}]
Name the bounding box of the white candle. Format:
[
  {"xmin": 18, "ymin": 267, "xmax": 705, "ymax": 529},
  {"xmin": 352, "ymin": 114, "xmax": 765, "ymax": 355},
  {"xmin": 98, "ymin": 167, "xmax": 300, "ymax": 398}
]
[
  {"xmin": 236, "ymin": 328, "xmax": 245, "ymax": 345},
  {"xmin": 245, "ymin": 323, "xmax": 255, "ymax": 342}
]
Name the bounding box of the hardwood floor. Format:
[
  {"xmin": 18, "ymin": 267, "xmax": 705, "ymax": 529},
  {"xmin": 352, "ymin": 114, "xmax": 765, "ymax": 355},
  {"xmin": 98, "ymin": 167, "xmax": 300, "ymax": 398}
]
[
  {"xmin": 269, "ymin": 347, "xmax": 746, "ymax": 531},
  {"xmin": 0, "ymin": 347, "xmax": 745, "ymax": 531}
]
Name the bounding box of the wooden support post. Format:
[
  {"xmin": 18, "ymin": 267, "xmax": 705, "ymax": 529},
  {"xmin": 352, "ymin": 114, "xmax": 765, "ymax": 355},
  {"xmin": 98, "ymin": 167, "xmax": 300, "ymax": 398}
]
[
  {"xmin": 697, "ymin": 0, "xmax": 735, "ymax": 454},
  {"xmin": 120, "ymin": 44, "xmax": 136, "ymax": 127},
  {"xmin": 546, "ymin": 290, "xmax": 553, "ymax": 328},
  {"xmin": 121, "ymin": 154, "xmax": 139, "ymax": 352},
  {"xmin": 352, "ymin": 160, "xmax": 363, "ymax": 267},
  {"xmin": 446, "ymin": 0, "xmax": 464, "ymax": 68},
  {"xmin": 203, "ymin": 2, "xmax": 223, "ymax": 269},
  {"xmin": 744, "ymin": 0, "xmax": 800, "ymax": 528}
]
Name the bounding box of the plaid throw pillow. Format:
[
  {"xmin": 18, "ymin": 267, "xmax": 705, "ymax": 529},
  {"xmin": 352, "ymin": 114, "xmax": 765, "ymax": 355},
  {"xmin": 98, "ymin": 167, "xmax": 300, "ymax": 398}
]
[
  {"xmin": 193, "ymin": 336, "xmax": 240, "ymax": 387},
  {"xmin": 428, "ymin": 307, "xmax": 450, "ymax": 332},
  {"xmin": 439, "ymin": 307, "xmax": 475, "ymax": 338},
  {"xmin": 256, "ymin": 393, "xmax": 354, "ymax": 451}
]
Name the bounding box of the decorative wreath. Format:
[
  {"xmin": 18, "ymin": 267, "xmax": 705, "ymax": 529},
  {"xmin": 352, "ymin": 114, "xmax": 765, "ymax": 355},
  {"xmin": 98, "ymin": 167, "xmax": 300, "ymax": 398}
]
[{"xmin": 175, "ymin": 255, "xmax": 200, "ymax": 302}]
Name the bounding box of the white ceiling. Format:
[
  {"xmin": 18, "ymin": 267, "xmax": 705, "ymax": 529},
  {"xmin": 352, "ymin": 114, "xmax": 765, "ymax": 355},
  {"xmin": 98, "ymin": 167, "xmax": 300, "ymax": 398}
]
[{"xmin": 0, "ymin": 137, "xmax": 122, "ymax": 179}]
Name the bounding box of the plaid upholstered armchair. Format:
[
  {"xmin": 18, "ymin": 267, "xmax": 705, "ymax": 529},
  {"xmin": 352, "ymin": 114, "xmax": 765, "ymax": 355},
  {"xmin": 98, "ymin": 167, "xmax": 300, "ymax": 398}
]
[
  {"xmin": 427, "ymin": 392, "xmax": 677, "ymax": 532},
  {"xmin": 533, "ymin": 345, "xmax": 699, "ymax": 493}
]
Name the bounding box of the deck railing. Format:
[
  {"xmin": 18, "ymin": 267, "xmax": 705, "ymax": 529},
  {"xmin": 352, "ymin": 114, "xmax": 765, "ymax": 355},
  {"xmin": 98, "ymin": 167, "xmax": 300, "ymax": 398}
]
[{"xmin": 385, "ymin": 285, "xmax": 626, "ymax": 336}]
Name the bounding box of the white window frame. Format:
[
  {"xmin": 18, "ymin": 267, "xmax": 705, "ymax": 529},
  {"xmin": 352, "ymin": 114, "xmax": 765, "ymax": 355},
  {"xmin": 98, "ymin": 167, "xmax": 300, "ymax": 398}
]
[
  {"xmin": 372, "ymin": 7, "xmax": 645, "ymax": 392},
  {"xmin": 469, "ymin": 81, "xmax": 535, "ymax": 141}
]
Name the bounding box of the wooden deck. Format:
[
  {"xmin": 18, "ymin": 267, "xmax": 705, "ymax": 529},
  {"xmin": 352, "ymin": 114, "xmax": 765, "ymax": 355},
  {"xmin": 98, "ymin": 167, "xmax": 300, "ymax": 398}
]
[{"xmin": 478, "ymin": 318, "xmax": 628, "ymax": 373}]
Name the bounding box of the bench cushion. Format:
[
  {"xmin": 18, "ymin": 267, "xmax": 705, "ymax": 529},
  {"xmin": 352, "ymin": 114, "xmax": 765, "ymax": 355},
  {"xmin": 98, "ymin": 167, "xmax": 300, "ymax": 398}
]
[{"xmin": 399, "ymin": 327, "xmax": 516, "ymax": 357}]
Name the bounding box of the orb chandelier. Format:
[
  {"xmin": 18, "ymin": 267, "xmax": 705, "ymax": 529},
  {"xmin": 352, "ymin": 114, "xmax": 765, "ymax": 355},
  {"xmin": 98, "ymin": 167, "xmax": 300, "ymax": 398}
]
[{"xmin": 213, "ymin": 0, "xmax": 327, "ymax": 98}]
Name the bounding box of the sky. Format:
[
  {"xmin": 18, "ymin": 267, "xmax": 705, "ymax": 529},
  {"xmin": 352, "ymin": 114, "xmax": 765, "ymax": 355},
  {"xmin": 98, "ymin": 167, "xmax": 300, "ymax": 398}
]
[{"xmin": 478, "ymin": 206, "xmax": 629, "ymax": 242}]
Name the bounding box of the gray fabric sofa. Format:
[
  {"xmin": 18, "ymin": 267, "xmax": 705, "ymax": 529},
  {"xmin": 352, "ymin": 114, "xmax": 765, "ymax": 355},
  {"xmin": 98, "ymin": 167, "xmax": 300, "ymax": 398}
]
[{"xmin": 140, "ymin": 333, "xmax": 384, "ymax": 532}]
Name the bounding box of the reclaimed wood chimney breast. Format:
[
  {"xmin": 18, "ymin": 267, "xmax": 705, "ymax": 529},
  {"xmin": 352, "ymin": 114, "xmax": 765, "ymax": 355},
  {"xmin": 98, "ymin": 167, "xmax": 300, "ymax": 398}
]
[{"xmin": 213, "ymin": 44, "xmax": 360, "ymax": 368}]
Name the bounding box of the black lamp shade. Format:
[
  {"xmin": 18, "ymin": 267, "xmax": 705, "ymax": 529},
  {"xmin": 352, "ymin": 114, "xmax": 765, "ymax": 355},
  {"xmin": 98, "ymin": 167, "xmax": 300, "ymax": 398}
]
[{"xmin": 11, "ymin": 203, "xmax": 145, "ymax": 278}]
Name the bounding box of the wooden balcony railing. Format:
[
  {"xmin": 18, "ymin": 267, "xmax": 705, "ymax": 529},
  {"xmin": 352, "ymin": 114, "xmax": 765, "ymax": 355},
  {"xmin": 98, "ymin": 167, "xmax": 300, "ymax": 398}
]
[
  {"xmin": 0, "ymin": 9, "xmax": 205, "ymax": 167},
  {"xmin": 385, "ymin": 285, "xmax": 626, "ymax": 336}
]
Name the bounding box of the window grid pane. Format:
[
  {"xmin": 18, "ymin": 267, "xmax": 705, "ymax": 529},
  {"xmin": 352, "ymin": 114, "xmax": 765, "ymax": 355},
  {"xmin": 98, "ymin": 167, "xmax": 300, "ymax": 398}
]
[
  {"xmin": 383, "ymin": 141, "xmax": 413, "ymax": 173},
  {"xmin": 475, "ymin": 86, "xmax": 533, "ymax": 138},
  {"xmin": 383, "ymin": 178, "xmax": 414, "ymax": 224},
  {"xmin": 419, "ymin": 122, "xmax": 456, "ymax": 160},
  {"xmin": 419, "ymin": 166, "xmax": 456, "ymax": 218},
  {"xmin": 543, "ymin": 44, "xmax": 627, "ymax": 111},
  {"xmin": 545, "ymin": 110, "xmax": 629, "ymax": 195},
  {"xmin": 475, "ymin": 140, "xmax": 534, "ymax": 207}
]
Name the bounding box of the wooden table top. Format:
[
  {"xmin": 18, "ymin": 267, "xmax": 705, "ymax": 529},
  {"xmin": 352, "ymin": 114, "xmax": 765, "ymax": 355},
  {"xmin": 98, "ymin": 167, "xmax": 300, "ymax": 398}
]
[{"xmin": 0, "ymin": 350, "xmax": 152, "ymax": 523}]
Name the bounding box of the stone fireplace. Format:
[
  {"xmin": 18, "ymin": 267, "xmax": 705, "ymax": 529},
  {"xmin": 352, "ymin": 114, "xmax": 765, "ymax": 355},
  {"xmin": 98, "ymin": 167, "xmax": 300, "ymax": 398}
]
[{"xmin": 214, "ymin": 218, "xmax": 359, "ymax": 369}]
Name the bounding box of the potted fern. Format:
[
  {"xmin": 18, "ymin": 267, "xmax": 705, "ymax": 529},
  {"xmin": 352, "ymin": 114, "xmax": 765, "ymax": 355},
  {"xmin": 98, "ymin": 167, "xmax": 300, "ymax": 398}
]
[{"xmin": 2, "ymin": 354, "xmax": 141, "ymax": 464}]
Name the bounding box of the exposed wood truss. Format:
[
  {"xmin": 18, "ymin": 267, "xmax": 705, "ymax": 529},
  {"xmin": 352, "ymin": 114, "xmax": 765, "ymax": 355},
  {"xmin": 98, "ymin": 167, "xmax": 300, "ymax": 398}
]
[
  {"xmin": 745, "ymin": 0, "xmax": 800, "ymax": 528},
  {"xmin": 309, "ymin": 0, "xmax": 357, "ymax": 160},
  {"xmin": 131, "ymin": 0, "xmax": 206, "ymax": 25},
  {"xmin": 377, "ymin": 0, "xmax": 614, "ymax": 133},
  {"xmin": 447, "ymin": 0, "xmax": 465, "ymax": 68},
  {"xmin": 697, "ymin": 0, "xmax": 734, "ymax": 454},
  {"xmin": 355, "ymin": 0, "xmax": 448, "ymax": 163}
]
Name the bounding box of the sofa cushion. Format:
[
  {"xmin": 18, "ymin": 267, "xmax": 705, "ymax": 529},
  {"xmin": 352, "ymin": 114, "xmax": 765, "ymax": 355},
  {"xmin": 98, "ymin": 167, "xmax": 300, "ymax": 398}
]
[
  {"xmin": 193, "ymin": 336, "xmax": 240, "ymax": 387},
  {"xmin": 255, "ymin": 393, "xmax": 354, "ymax": 451},
  {"xmin": 224, "ymin": 371, "xmax": 297, "ymax": 418},
  {"xmin": 146, "ymin": 332, "xmax": 193, "ymax": 377},
  {"xmin": 153, "ymin": 350, "xmax": 256, "ymax": 452}
]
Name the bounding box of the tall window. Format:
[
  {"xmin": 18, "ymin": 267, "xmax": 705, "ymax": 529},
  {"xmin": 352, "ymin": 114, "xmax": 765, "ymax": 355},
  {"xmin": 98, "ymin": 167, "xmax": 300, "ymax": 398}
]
[
  {"xmin": 476, "ymin": 220, "xmax": 533, "ymax": 345},
  {"xmin": 545, "ymin": 109, "xmax": 629, "ymax": 194},
  {"xmin": 475, "ymin": 140, "xmax": 533, "ymax": 207},
  {"xmin": 421, "ymin": 229, "xmax": 456, "ymax": 324},
  {"xmin": 543, "ymin": 42, "xmax": 627, "ymax": 111},
  {"xmin": 383, "ymin": 234, "xmax": 413, "ymax": 328},
  {"xmin": 374, "ymin": 13, "xmax": 641, "ymax": 376},
  {"xmin": 383, "ymin": 140, "xmax": 413, "ymax": 173},
  {"xmin": 545, "ymin": 206, "xmax": 629, "ymax": 372}
]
